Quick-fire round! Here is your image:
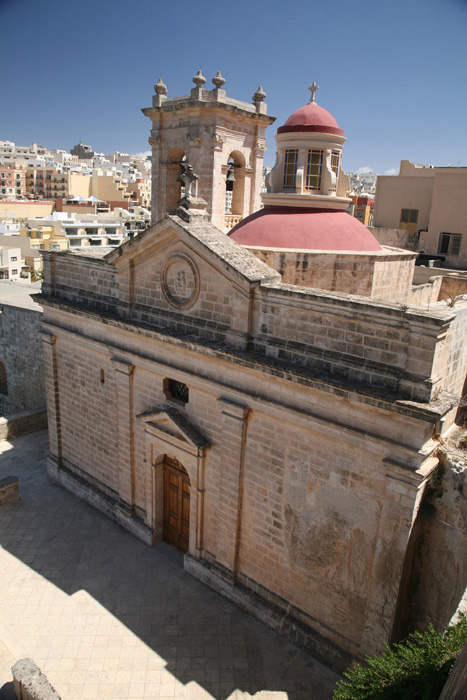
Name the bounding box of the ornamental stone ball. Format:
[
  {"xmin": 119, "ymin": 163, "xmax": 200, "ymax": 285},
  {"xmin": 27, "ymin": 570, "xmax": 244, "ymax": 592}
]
[
  {"xmin": 253, "ymin": 86, "xmax": 266, "ymax": 103},
  {"xmin": 192, "ymin": 70, "xmax": 206, "ymax": 87},
  {"xmin": 212, "ymin": 71, "xmax": 226, "ymax": 88},
  {"xmin": 154, "ymin": 77, "xmax": 167, "ymax": 95}
]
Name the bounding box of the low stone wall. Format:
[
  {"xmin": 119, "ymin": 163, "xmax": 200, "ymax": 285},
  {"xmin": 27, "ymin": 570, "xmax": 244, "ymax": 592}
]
[
  {"xmin": 248, "ymin": 247, "xmax": 416, "ymax": 303},
  {"xmin": 368, "ymin": 226, "xmax": 416, "ymax": 249},
  {"xmin": 12, "ymin": 658, "xmax": 61, "ymax": 700},
  {"xmin": 0, "ymin": 476, "xmax": 19, "ymax": 505},
  {"xmin": 0, "ymin": 302, "xmax": 45, "ymax": 417},
  {"xmin": 409, "ymin": 276, "xmax": 442, "ymax": 306},
  {"xmin": 0, "ymin": 410, "xmax": 47, "ymax": 441}
]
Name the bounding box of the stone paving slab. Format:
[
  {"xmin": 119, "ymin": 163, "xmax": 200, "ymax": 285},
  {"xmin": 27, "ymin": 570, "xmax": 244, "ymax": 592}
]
[{"xmin": 0, "ymin": 430, "xmax": 340, "ymax": 699}]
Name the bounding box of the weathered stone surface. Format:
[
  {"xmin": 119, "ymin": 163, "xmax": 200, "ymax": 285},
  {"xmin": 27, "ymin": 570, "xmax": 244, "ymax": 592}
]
[
  {"xmin": 37, "ymin": 210, "xmax": 467, "ymax": 672},
  {"xmin": 12, "ymin": 658, "xmax": 61, "ymax": 700},
  {"xmin": 0, "ymin": 296, "xmax": 45, "ymax": 418},
  {"xmin": 0, "ymin": 475, "xmax": 19, "ymax": 505}
]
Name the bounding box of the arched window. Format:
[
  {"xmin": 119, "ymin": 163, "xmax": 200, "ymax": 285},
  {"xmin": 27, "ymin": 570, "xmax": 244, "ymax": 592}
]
[
  {"xmin": 0, "ymin": 362, "xmax": 7, "ymax": 395},
  {"xmin": 166, "ymin": 147, "xmax": 186, "ymax": 213},
  {"xmin": 224, "ymin": 151, "xmax": 245, "ymax": 217}
]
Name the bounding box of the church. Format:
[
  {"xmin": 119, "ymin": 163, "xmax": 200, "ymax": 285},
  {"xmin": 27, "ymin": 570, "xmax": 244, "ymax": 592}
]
[{"xmin": 38, "ymin": 72, "xmax": 467, "ymax": 672}]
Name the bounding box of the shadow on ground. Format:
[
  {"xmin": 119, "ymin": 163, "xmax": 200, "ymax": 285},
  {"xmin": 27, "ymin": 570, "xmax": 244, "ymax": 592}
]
[{"xmin": 0, "ymin": 430, "xmax": 340, "ymax": 700}]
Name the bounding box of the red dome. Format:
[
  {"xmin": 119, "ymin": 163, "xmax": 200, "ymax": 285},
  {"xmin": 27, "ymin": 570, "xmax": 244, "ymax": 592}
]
[
  {"xmin": 278, "ymin": 103, "xmax": 344, "ymax": 136},
  {"xmin": 228, "ymin": 207, "xmax": 382, "ymax": 252}
]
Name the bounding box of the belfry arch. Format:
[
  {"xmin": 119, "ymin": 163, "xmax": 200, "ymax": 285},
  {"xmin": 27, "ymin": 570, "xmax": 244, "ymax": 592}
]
[
  {"xmin": 166, "ymin": 147, "xmax": 186, "ymax": 214},
  {"xmin": 224, "ymin": 151, "xmax": 246, "ymax": 219},
  {"xmin": 142, "ymin": 71, "xmax": 275, "ymax": 229}
]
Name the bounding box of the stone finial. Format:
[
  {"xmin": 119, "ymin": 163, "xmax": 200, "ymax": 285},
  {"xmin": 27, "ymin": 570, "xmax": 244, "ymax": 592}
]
[
  {"xmin": 154, "ymin": 77, "xmax": 167, "ymax": 95},
  {"xmin": 192, "ymin": 70, "xmax": 206, "ymax": 87},
  {"xmin": 308, "ymin": 81, "xmax": 319, "ymax": 103},
  {"xmin": 252, "ymin": 86, "xmax": 266, "ymax": 103},
  {"xmin": 212, "ymin": 71, "xmax": 226, "ymax": 88}
]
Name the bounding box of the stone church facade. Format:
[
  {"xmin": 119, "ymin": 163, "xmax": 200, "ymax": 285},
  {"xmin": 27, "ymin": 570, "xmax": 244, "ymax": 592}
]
[{"xmin": 38, "ymin": 75, "xmax": 467, "ymax": 672}]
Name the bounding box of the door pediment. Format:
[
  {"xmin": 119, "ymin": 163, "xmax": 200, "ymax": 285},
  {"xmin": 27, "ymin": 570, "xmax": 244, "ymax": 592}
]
[{"xmin": 138, "ymin": 408, "xmax": 210, "ymax": 455}]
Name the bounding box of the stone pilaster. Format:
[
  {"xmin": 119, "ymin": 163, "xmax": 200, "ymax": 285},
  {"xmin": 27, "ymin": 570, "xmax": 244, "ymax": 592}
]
[
  {"xmin": 111, "ymin": 358, "xmax": 135, "ymax": 511},
  {"xmin": 215, "ymin": 398, "xmax": 249, "ymax": 577},
  {"xmin": 359, "ymin": 460, "xmax": 426, "ymax": 657},
  {"xmin": 40, "ymin": 332, "xmax": 61, "ymax": 466}
]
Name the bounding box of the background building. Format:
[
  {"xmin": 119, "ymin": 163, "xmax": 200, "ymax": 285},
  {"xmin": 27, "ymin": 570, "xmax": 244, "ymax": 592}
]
[{"xmin": 374, "ymin": 160, "xmax": 467, "ymax": 268}]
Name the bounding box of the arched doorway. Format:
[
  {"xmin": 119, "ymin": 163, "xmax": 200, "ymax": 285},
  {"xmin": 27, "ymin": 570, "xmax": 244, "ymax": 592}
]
[{"xmin": 163, "ymin": 456, "xmax": 190, "ymax": 552}]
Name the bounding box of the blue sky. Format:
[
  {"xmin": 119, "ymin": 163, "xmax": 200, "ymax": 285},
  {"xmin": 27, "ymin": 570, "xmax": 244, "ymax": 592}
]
[{"xmin": 1, "ymin": 0, "xmax": 466, "ymax": 174}]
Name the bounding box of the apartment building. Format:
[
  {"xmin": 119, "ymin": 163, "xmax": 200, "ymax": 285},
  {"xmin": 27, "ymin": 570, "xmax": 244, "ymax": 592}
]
[
  {"xmin": 25, "ymin": 212, "xmax": 128, "ymax": 250},
  {"xmin": 0, "ymin": 246, "xmax": 22, "ymax": 280},
  {"xmin": 0, "ymin": 163, "xmax": 27, "ymax": 199},
  {"xmin": 347, "ymin": 193, "xmax": 375, "ymax": 226},
  {"xmin": 0, "ymin": 140, "xmax": 47, "ymax": 165},
  {"xmin": 374, "ymin": 160, "xmax": 467, "ymax": 268}
]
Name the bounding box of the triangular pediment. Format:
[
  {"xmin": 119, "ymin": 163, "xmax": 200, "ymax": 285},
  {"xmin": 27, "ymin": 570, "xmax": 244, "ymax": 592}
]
[
  {"xmin": 105, "ymin": 213, "xmax": 279, "ymax": 288},
  {"xmin": 138, "ymin": 408, "xmax": 210, "ymax": 450},
  {"xmin": 103, "ymin": 214, "xmax": 279, "ymax": 341}
]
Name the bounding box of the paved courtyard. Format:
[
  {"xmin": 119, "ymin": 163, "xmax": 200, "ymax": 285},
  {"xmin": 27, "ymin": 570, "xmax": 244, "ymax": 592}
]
[{"xmin": 0, "ymin": 430, "xmax": 340, "ymax": 700}]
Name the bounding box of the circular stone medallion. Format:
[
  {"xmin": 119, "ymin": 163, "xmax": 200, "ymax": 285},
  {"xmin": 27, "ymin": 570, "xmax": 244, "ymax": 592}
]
[{"xmin": 161, "ymin": 254, "xmax": 200, "ymax": 309}]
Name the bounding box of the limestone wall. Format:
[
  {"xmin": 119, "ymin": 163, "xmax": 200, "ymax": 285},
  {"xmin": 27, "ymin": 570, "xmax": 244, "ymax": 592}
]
[
  {"xmin": 412, "ymin": 268, "xmax": 467, "ymax": 303},
  {"xmin": 40, "ymin": 304, "xmax": 438, "ymax": 668},
  {"xmin": 41, "ymin": 252, "xmax": 117, "ymax": 311},
  {"xmin": 248, "ymin": 248, "xmax": 415, "ymax": 303},
  {"xmin": 410, "ymin": 276, "xmax": 442, "ymax": 306},
  {"xmin": 127, "ymin": 240, "xmax": 252, "ymax": 344},
  {"xmin": 39, "ymin": 244, "xmax": 467, "ymax": 405},
  {"xmin": 368, "ymin": 226, "xmax": 414, "ymax": 249},
  {"xmin": 431, "ymin": 303, "xmax": 467, "ymax": 402},
  {"xmin": 0, "ymin": 302, "xmax": 45, "ymax": 416},
  {"xmin": 392, "ymin": 445, "xmax": 467, "ymax": 641},
  {"xmin": 252, "ymin": 284, "xmax": 455, "ymax": 402}
]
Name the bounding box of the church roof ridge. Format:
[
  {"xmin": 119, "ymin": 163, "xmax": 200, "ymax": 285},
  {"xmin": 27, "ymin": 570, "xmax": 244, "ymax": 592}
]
[{"xmin": 167, "ymin": 214, "xmax": 281, "ymax": 284}]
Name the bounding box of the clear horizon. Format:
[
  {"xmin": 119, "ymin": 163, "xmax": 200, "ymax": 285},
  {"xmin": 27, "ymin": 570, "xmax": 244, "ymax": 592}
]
[{"xmin": 1, "ymin": 0, "xmax": 466, "ymax": 175}]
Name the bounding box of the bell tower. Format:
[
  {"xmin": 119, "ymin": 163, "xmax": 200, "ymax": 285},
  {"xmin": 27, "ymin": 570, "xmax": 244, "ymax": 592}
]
[{"xmin": 142, "ymin": 71, "xmax": 275, "ymax": 231}]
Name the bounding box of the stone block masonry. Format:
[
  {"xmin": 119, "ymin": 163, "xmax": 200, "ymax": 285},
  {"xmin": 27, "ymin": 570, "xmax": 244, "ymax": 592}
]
[
  {"xmin": 12, "ymin": 658, "xmax": 61, "ymax": 700},
  {"xmin": 0, "ymin": 475, "xmax": 19, "ymax": 505},
  {"xmin": 36, "ymin": 212, "xmax": 467, "ymax": 672},
  {"xmin": 0, "ymin": 301, "xmax": 45, "ymax": 417}
]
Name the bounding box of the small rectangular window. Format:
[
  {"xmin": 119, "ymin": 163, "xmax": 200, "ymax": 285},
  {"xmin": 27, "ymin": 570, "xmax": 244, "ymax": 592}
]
[
  {"xmin": 305, "ymin": 149, "xmax": 323, "ymax": 190},
  {"xmin": 451, "ymin": 234, "xmax": 462, "ymax": 256},
  {"xmin": 164, "ymin": 378, "xmax": 189, "ymax": 404},
  {"xmin": 283, "ymin": 149, "xmax": 298, "ymax": 190},
  {"xmin": 331, "ymin": 150, "xmax": 340, "ymax": 183},
  {"xmin": 438, "ymin": 232, "xmax": 462, "ymax": 256},
  {"xmin": 438, "ymin": 233, "xmax": 451, "ymax": 255}
]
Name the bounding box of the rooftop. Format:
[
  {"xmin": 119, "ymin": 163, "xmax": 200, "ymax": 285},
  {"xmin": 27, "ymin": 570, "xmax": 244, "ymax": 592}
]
[{"xmin": 0, "ymin": 280, "xmax": 42, "ymax": 312}]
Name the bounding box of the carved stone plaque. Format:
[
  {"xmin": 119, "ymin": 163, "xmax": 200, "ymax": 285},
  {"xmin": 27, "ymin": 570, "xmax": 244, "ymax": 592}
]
[{"xmin": 161, "ymin": 254, "xmax": 200, "ymax": 309}]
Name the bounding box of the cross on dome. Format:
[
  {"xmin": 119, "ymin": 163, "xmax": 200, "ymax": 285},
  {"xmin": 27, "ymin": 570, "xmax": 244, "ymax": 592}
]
[{"xmin": 308, "ymin": 82, "xmax": 319, "ymax": 103}]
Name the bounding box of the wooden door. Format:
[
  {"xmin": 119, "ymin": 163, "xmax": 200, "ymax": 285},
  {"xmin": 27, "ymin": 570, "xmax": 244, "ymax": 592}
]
[{"xmin": 163, "ymin": 457, "xmax": 190, "ymax": 552}]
